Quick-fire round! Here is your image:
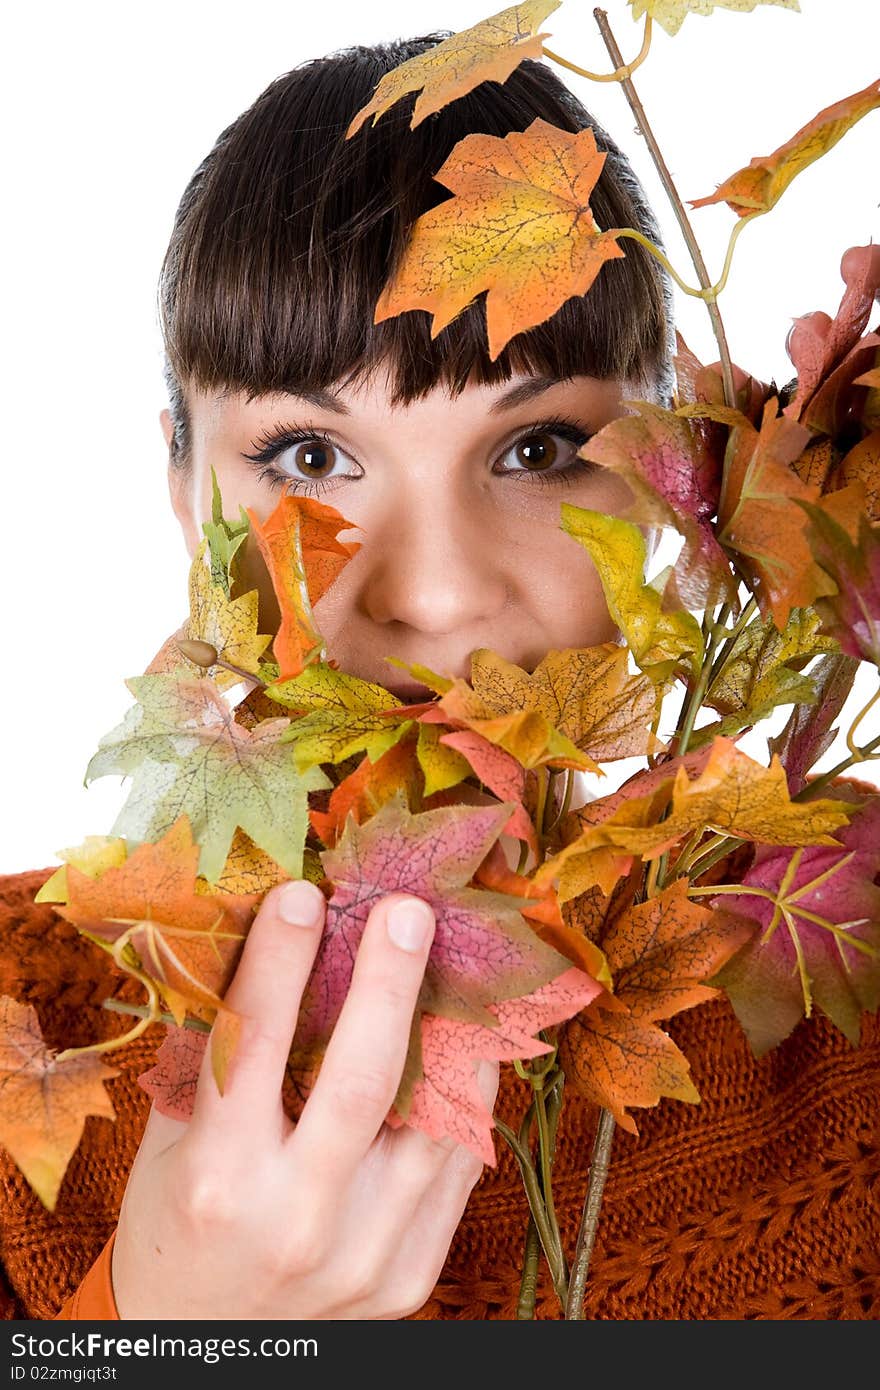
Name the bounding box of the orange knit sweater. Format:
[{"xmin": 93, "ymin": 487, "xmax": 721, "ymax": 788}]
[{"xmin": 1, "ymin": 863, "xmax": 878, "ymax": 1321}]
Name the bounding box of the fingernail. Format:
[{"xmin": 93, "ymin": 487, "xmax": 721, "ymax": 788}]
[
  {"xmin": 387, "ymin": 898, "xmax": 435, "ymax": 953},
  {"xmin": 278, "ymin": 880, "xmax": 324, "ymax": 928}
]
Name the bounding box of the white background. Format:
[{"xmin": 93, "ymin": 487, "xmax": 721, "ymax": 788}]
[{"xmin": 2, "ymin": 0, "xmax": 878, "ymax": 872}]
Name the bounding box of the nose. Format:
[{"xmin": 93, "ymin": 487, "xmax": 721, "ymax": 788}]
[{"xmin": 355, "ymin": 480, "xmax": 509, "ymax": 636}]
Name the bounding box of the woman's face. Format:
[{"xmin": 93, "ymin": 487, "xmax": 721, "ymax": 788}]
[{"xmin": 164, "ymin": 367, "xmax": 645, "ymax": 699}]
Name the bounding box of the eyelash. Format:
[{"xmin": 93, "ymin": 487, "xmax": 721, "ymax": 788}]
[{"xmin": 240, "ymin": 414, "xmax": 597, "ymax": 494}]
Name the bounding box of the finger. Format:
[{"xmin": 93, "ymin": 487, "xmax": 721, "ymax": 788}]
[
  {"xmin": 187, "ymin": 878, "xmax": 326, "ymax": 1142},
  {"xmin": 348, "ymin": 1058, "xmax": 501, "ymax": 1276},
  {"xmin": 288, "ymin": 892, "xmax": 436, "ymax": 1190},
  {"xmin": 372, "ymin": 1140, "xmax": 489, "ymax": 1319}
]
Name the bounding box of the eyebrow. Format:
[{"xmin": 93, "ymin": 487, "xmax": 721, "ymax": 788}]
[{"xmin": 225, "ymin": 375, "xmax": 572, "ymax": 416}]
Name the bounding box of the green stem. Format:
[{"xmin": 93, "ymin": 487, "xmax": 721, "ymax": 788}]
[
  {"xmin": 542, "ymin": 13, "xmax": 653, "ymax": 84},
  {"xmin": 846, "ymin": 682, "xmax": 880, "ymax": 759},
  {"xmin": 495, "ymin": 1116, "xmax": 560, "ymax": 1294},
  {"xmin": 613, "ymin": 228, "xmax": 706, "ymax": 299},
  {"xmin": 792, "ymin": 732, "xmax": 880, "ymax": 800},
  {"xmin": 593, "ymin": 7, "xmax": 737, "ymax": 410},
  {"xmin": 55, "ymin": 973, "xmax": 163, "ymax": 1063},
  {"xmin": 534, "ymin": 1076, "xmax": 569, "ymax": 1293},
  {"xmin": 564, "ymin": 1108, "xmax": 617, "ymax": 1319},
  {"xmin": 679, "ymin": 832, "xmax": 744, "ymax": 882},
  {"xmin": 516, "ymin": 1217, "xmax": 542, "ymax": 1319},
  {"xmin": 703, "ymin": 596, "xmax": 757, "ymax": 692},
  {"xmin": 100, "ymin": 998, "xmax": 212, "ymax": 1033}
]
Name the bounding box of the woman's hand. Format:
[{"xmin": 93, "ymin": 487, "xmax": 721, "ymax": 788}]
[{"xmin": 111, "ymin": 880, "xmax": 498, "ymax": 1319}]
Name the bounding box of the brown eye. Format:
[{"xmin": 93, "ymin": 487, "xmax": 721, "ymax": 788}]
[
  {"xmin": 513, "ymin": 431, "xmax": 560, "ymax": 471},
  {"xmin": 292, "ymin": 440, "xmax": 336, "ymax": 478}
]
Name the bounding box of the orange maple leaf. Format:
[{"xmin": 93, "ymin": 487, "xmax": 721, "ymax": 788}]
[
  {"xmin": 52, "ymin": 817, "xmax": 261, "ymax": 1029},
  {"xmin": 689, "ymin": 76, "xmax": 880, "ymax": 218},
  {"xmin": 309, "ymin": 734, "xmax": 422, "ymax": 847},
  {"xmin": 558, "ymin": 881, "xmax": 755, "ymax": 1133},
  {"xmin": 474, "ymin": 840, "xmax": 611, "ymax": 986},
  {"xmin": 245, "ymin": 491, "xmax": 360, "ymax": 683},
  {"xmin": 716, "ymin": 398, "xmax": 836, "ymax": 629},
  {"xmin": 372, "ymin": 117, "xmax": 626, "ymax": 362},
  {"xmin": 0, "ymin": 996, "xmax": 119, "ymax": 1210}
]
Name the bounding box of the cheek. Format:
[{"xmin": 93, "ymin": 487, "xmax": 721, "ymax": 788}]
[{"xmin": 521, "ymin": 529, "xmax": 620, "ymax": 650}]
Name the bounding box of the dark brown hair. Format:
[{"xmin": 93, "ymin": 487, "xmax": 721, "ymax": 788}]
[{"xmin": 159, "ymin": 32, "xmax": 675, "ymax": 471}]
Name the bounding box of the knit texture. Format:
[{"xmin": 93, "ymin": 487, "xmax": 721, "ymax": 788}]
[{"xmin": 1, "ymin": 863, "xmax": 878, "ymax": 1321}]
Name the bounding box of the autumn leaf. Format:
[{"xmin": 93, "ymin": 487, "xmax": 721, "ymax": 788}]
[
  {"xmin": 0, "ymin": 996, "xmax": 119, "ymax": 1210},
  {"xmin": 372, "ymin": 117, "xmax": 626, "ymax": 362},
  {"xmin": 711, "ymin": 791, "xmax": 880, "ymax": 1054},
  {"xmin": 474, "ymin": 840, "xmax": 610, "ymax": 984},
  {"xmin": 694, "ymin": 606, "xmax": 837, "ymax": 744},
  {"xmin": 578, "ymin": 401, "xmax": 737, "ymax": 610},
  {"xmin": 144, "ymin": 538, "xmax": 273, "ymax": 695},
  {"xmin": 630, "ymin": 0, "xmax": 799, "ymax": 40},
  {"xmin": 290, "ymin": 799, "xmax": 579, "ymax": 1088},
  {"xmin": 798, "ymin": 493, "xmax": 880, "ymax": 666},
  {"xmin": 558, "ymin": 880, "xmax": 754, "ymax": 1132},
  {"xmin": 201, "ymin": 465, "xmax": 251, "ymax": 597},
  {"xmin": 383, "ymin": 656, "xmax": 453, "ymax": 695},
  {"xmin": 424, "ymin": 674, "xmax": 591, "ymax": 772},
  {"xmin": 416, "ymin": 723, "xmax": 472, "ymax": 797},
  {"xmin": 689, "ymin": 76, "xmax": 880, "ymax": 217},
  {"xmin": 53, "ymin": 817, "xmax": 261, "ymax": 1026},
  {"xmin": 267, "ymin": 663, "xmax": 417, "ymax": 771},
  {"xmin": 465, "ymin": 644, "xmax": 662, "ymax": 764},
  {"xmin": 84, "ymin": 670, "xmax": 329, "ymax": 883},
  {"xmin": 537, "ymin": 736, "xmax": 853, "ymax": 900},
  {"xmin": 559, "ymin": 506, "xmax": 704, "ymax": 683},
  {"xmin": 245, "ymin": 491, "xmax": 360, "ymax": 683},
  {"xmin": 309, "ymin": 734, "xmax": 423, "ymax": 848},
  {"xmin": 387, "ymin": 967, "xmax": 602, "ymax": 1162},
  {"xmin": 346, "ymin": 1, "xmax": 561, "ymax": 136},
  {"xmin": 768, "ymin": 652, "xmax": 860, "ymax": 794},
  {"xmin": 435, "ymin": 729, "xmax": 537, "ymax": 852},
  {"xmin": 716, "ymin": 398, "xmax": 834, "ymax": 629},
  {"xmin": 138, "ymin": 1021, "xmax": 208, "ymax": 1122},
  {"xmin": 836, "ymin": 430, "xmax": 880, "ymax": 522},
  {"xmin": 33, "ymin": 834, "xmax": 128, "ymax": 905},
  {"xmin": 783, "ymin": 245, "xmax": 880, "ymax": 432},
  {"xmin": 202, "ymin": 827, "xmax": 298, "ymax": 897}
]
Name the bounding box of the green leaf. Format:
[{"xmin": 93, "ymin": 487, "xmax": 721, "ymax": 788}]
[
  {"xmin": 267, "ymin": 662, "xmax": 415, "ymax": 771},
  {"xmin": 84, "ymin": 669, "xmax": 329, "ymax": 882},
  {"xmin": 560, "ymin": 506, "xmax": 704, "ymax": 683},
  {"xmin": 201, "ymin": 465, "xmax": 252, "ymax": 597}
]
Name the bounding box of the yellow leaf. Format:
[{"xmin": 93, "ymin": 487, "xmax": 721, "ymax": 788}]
[
  {"xmin": 469, "ymin": 644, "xmax": 662, "ymax": 761},
  {"xmin": 538, "ymin": 736, "xmax": 852, "ymax": 899},
  {"xmin": 346, "ymin": 1, "xmax": 562, "ymax": 136},
  {"xmin": 210, "ymin": 1005, "xmax": 243, "ymax": 1096},
  {"xmin": 416, "ymin": 723, "xmax": 472, "ymax": 797},
  {"xmin": 145, "ymin": 538, "xmax": 273, "ymax": 693},
  {"xmin": 631, "ymin": 0, "xmax": 799, "ymax": 40},
  {"xmin": 560, "ymin": 507, "xmax": 703, "ymax": 683},
  {"xmin": 33, "ymin": 835, "xmax": 128, "ymax": 905}
]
